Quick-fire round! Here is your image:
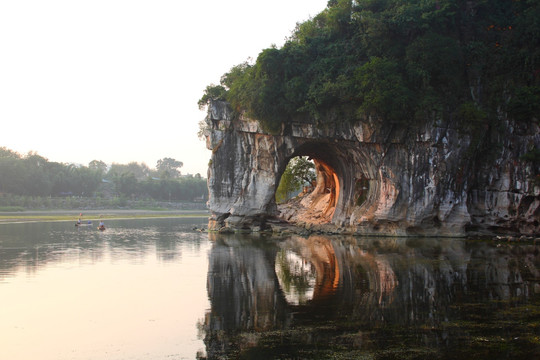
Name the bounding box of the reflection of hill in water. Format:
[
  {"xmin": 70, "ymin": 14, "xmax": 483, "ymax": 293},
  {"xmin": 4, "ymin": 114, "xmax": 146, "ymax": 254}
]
[{"xmin": 204, "ymin": 234, "xmax": 540, "ymax": 359}]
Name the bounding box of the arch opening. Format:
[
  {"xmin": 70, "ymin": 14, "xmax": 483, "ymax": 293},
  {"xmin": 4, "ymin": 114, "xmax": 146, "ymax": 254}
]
[
  {"xmin": 276, "ymin": 155, "xmax": 340, "ymax": 225},
  {"xmin": 275, "ymin": 156, "xmax": 317, "ymax": 204},
  {"xmin": 274, "ymin": 141, "xmax": 377, "ymax": 228}
]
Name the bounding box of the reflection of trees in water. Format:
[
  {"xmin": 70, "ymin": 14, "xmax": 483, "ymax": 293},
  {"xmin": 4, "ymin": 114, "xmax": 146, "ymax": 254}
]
[
  {"xmin": 275, "ymin": 249, "xmax": 316, "ymax": 305},
  {"xmin": 0, "ymin": 221, "xmax": 205, "ymax": 279},
  {"xmin": 203, "ymin": 234, "xmax": 540, "ymax": 359},
  {"xmin": 0, "ymin": 223, "xmax": 108, "ymax": 278},
  {"xmin": 274, "ymin": 236, "xmax": 343, "ymax": 306}
]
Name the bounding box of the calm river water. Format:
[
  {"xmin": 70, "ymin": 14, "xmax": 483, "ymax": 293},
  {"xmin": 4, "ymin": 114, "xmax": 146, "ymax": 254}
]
[{"xmin": 1, "ymin": 218, "xmax": 539, "ymax": 359}]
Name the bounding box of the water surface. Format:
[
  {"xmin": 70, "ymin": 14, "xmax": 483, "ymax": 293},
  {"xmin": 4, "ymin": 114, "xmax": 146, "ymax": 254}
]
[
  {"xmin": 204, "ymin": 234, "xmax": 540, "ymax": 359},
  {"xmin": 0, "ymin": 218, "xmax": 209, "ymax": 360},
  {"xmin": 1, "ymin": 219, "xmax": 539, "ymax": 359}
]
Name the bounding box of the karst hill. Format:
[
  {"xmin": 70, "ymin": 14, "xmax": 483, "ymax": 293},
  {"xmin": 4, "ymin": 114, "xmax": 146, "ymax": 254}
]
[{"xmin": 200, "ymin": 0, "xmax": 539, "ymax": 237}]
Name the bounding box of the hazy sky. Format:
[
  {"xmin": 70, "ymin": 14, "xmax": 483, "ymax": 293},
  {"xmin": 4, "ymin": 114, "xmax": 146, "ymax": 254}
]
[{"xmin": 0, "ymin": 0, "xmax": 328, "ymax": 176}]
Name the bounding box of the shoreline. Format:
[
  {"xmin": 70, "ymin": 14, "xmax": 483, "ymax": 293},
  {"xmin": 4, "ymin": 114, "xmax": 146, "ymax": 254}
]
[{"xmin": 0, "ymin": 209, "xmax": 210, "ymax": 224}]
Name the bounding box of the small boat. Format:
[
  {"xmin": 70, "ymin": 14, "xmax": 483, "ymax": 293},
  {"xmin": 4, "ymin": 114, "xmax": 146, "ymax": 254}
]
[{"xmin": 98, "ymin": 225, "xmax": 106, "ymax": 231}]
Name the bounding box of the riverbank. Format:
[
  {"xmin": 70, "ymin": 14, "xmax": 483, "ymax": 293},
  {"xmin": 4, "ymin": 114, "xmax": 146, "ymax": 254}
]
[
  {"xmin": 0, "ymin": 209, "xmax": 210, "ymax": 224},
  {"xmin": 0, "ymin": 194, "xmax": 208, "ymax": 212}
]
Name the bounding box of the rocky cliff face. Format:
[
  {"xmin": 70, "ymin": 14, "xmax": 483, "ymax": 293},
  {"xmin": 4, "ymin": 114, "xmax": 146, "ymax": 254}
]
[{"xmin": 204, "ymin": 100, "xmax": 539, "ymax": 236}]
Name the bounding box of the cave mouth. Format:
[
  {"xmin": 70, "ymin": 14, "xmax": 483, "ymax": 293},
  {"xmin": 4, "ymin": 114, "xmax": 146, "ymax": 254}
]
[
  {"xmin": 276, "ymin": 153, "xmax": 341, "ymax": 226},
  {"xmin": 275, "ymin": 140, "xmax": 375, "ymax": 227}
]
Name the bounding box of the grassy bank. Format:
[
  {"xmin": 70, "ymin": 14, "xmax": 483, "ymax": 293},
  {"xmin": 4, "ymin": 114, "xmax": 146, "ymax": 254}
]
[{"xmin": 0, "ymin": 194, "xmax": 207, "ymax": 212}]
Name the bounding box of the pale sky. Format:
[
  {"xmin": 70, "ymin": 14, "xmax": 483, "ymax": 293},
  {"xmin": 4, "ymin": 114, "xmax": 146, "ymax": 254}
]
[{"xmin": 0, "ymin": 0, "xmax": 328, "ymax": 176}]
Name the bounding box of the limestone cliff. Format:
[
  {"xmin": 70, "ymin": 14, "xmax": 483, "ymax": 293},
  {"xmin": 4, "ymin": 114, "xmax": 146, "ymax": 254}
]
[{"xmin": 204, "ymin": 100, "xmax": 539, "ymax": 236}]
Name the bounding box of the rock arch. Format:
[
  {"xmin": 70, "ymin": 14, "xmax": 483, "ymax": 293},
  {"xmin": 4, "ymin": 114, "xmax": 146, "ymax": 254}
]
[
  {"xmin": 278, "ymin": 142, "xmax": 373, "ymax": 226},
  {"xmin": 203, "ymin": 101, "xmax": 539, "ymax": 236}
]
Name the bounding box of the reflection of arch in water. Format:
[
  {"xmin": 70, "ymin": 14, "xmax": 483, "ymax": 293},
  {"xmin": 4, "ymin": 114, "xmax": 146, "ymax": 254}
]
[
  {"xmin": 353, "ymin": 249, "xmax": 399, "ymax": 306},
  {"xmin": 275, "ymin": 236, "xmax": 341, "ymax": 305},
  {"xmin": 207, "ymin": 233, "xmax": 540, "ymax": 326},
  {"xmin": 204, "ymin": 233, "xmax": 540, "ymax": 359},
  {"xmin": 275, "ymin": 235, "xmax": 399, "ymax": 309}
]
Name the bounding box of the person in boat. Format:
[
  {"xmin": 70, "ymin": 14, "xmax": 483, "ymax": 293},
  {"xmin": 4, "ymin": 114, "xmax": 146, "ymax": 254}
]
[
  {"xmin": 76, "ymin": 213, "xmax": 82, "ymax": 226},
  {"xmin": 98, "ymin": 220, "xmax": 105, "ymax": 230}
]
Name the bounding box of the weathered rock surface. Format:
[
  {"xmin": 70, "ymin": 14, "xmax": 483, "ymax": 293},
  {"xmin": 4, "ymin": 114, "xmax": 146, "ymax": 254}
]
[{"xmin": 204, "ymin": 100, "xmax": 539, "ymax": 236}]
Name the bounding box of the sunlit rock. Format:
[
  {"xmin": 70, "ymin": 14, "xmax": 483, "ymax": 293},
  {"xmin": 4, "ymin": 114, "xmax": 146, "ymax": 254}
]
[{"xmin": 204, "ymin": 100, "xmax": 540, "ymax": 236}]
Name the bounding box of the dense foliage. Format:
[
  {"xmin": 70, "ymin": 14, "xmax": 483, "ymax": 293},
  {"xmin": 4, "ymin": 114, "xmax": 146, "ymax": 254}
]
[
  {"xmin": 0, "ymin": 147, "xmax": 102, "ymax": 197},
  {"xmin": 199, "ymin": 0, "xmax": 540, "ymax": 134},
  {"xmin": 0, "ymin": 147, "xmax": 207, "ymax": 203}
]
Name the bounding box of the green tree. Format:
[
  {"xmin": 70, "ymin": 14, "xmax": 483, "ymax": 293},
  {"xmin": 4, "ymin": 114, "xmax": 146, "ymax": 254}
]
[
  {"xmin": 0, "ymin": 146, "xmax": 207, "ymax": 203},
  {"xmin": 198, "ymin": 84, "xmax": 227, "ymax": 110},
  {"xmin": 88, "ymin": 160, "xmax": 107, "ymax": 173},
  {"xmin": 0, "ymin": 156, "xmax": 24, "ymax": 194},
  {"xmin": 141, "ymin": 176, "xmax": 207, "ymax": 201},
  {"xmin": 107, "ymin": 162, "xmax": 149, "ymax": 181},
  {"xmin": 0, "ymin": 147, "xmax": 21, "ymax": 159},
  {"xmin": 156, "ymin": 158, "xmax": 183, "ymax": 179},
  {"xmin": 276, "ymin": 157, "xmax": 316, "ymax": 203},
  {"xmin": 74, "ymin": 166, "xmax": 102, "ymax": 196},
  {"xmin": 113, "ymin": 172, "xmax": 139, "ymax": 197},
  {"xmin": 507, "ymin": 86, "xmax": 540, "ymax": 123},
  {"xmin": 49, "ymin": 162, "xmax": 73, "ymax": 195},
  {"xmin": 22, "ymin": 152, "xmax": 53, "ymax": 196},
  {"xmin": 354, "ymin": 57, "xmax": 413, "ymax": 123}
]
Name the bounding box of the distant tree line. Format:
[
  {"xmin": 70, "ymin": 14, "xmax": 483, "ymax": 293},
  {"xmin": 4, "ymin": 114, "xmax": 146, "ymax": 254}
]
[{"xmin": 0, "ymin": 147, "xmax": 207, "ymax": 202}]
